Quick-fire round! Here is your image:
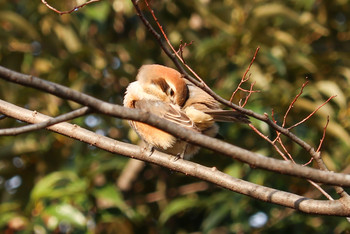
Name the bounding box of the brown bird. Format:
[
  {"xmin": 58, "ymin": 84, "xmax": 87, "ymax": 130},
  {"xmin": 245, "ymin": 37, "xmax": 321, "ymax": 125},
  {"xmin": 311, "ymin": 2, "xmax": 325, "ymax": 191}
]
[{"xmin": 123, "ymin": 64, "xmax": 249, "ymax": 159}]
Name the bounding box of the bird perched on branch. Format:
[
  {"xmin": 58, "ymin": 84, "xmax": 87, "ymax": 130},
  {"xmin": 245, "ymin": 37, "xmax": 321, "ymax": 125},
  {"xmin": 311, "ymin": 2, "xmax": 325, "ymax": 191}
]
[{"xmin": 123, "ymin": 64, "xmax": 250, "ymax": 159}]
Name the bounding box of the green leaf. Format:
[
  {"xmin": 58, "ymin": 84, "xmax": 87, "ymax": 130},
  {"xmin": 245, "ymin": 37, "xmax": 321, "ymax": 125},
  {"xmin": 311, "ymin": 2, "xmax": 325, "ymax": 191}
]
[
  {"xmin": 93, "ymin": 185, "xmax": 125, "ymax": 209},
  {"xmin": 159, "ymin": 197, "xmax": 202, "ymax": 225},
  {"xmin": 93, "ymin": 185, "xmax": 140, "ymax": 221},
  {"xmin": 83, "ymin": 1, "xmax": 111, "ymax": 22},
  {"xmin": 29, "ymin": 171, "xmax": 87, "ymax": 206},
  {"xmin": 45, "ymin": 204, "xmax": 86, "ymax": 228}
]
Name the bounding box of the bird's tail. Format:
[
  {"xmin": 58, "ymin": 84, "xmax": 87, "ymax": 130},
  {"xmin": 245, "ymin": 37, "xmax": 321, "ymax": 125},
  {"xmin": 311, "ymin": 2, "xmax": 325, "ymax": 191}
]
[{"xmin": 204, "ymin": 110, "xmax": 250, "ymax": 124}]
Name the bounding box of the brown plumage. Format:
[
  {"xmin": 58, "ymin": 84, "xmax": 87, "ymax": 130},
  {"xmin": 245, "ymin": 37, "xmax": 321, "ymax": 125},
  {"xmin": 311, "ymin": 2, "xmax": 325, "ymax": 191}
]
[{"xmin": 123, "ymin": 64, "xmax": 249, "ymax": 159}]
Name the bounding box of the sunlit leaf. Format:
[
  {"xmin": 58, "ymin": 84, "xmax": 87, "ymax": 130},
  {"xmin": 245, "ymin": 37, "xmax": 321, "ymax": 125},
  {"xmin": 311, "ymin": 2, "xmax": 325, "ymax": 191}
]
[
  {"xmin": 53, "ymin": 24, "xmax": 82, "ymax": 53},
  {"xmin": 45, "ymin": 203, "xmax": 86, "ymax": 227},
  {"xmin": 316, "ymin": 81, "xmax": 346, "ymax": 108}
]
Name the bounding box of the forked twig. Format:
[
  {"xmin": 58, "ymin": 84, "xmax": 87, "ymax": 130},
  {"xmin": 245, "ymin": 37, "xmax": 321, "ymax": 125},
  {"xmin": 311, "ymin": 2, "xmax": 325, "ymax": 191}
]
[
  {"xmin": 239, "ymin": 81, "xmax": 257, "ymax": 107},
  {"xmin": 288, "ymin": 95, "xmax": 336, "ymax": 130},
  {"xmin": 177, "ymin": 40, "xmax": 194, "ymax": 64},
  {"xmin": 251, "ymin": 122, "xmax": 333, "ymax": 199},
  {"xmin": 230, "ymin": 47, "xmax": 260, "ymax": 105},
  {"xmin": 249, "ymin": 124, "xmax": 290, "ymax": 161},
  {"xmin": 251, "ymin": 81, "xmax": 337, "ymax": 199},
  {"xmin": 41, "ymin": 0, "xmax": 100, "ymax": 15},
  {"xmin": 282, "ymin": 80, "xmax": 309, "ymax": 127}
]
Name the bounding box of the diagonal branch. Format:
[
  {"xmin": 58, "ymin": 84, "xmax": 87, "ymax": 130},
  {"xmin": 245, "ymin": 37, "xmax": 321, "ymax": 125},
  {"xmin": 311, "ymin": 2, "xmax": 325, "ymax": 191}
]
[
  {"xmin": 1, "ymin": 99, "xmax": 350, "ymax": 216},
  {"xmin": 1, "ymin": 66, "xmax": 350, "ymax": 187}
]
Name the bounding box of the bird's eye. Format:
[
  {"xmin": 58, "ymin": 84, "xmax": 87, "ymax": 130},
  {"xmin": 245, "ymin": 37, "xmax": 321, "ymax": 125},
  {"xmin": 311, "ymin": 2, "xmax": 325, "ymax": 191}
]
[{"xmin": 166, "ymin": 88, "xmax": 175, "ymax": 97}]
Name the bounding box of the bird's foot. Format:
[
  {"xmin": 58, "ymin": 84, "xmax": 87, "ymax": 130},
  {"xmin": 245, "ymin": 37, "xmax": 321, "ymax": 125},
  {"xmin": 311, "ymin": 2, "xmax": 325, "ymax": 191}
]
[{"xmin": 141, "ymin": 144, "xmax": 155, "ymax": 157}]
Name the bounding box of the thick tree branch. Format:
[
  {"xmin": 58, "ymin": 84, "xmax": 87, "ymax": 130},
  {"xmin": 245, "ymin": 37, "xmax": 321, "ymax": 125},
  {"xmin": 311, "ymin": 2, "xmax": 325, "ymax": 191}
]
[
  {"xmin": 1, "ymin": 99, "xmax": 350, "ymax": 216},
  {"xmin": 0, "ymin": 66, "xmax": 350, "ymax": 187}
]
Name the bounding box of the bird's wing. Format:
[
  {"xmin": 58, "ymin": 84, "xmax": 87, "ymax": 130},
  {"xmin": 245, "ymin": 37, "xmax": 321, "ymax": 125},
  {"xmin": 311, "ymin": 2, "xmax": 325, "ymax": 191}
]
[
  {"xmin": 185, "ymin": 83, "xmax": 250, "ymax": 124},
  {"xmin": 134, "ymin": 99, "xmax": 198, "ymax": 130}
]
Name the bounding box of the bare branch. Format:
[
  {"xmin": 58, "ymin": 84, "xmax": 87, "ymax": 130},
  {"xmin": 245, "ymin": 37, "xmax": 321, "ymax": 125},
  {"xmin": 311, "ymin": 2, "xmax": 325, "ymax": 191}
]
[{"xmin": 1, "ymin": 99, "xmax": 350, "ymax": 216}]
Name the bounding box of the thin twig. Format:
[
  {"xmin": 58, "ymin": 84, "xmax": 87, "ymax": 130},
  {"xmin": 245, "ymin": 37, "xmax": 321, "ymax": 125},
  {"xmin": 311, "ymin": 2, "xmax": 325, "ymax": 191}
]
[
  {"xmin": 276, "ymin": 137, "xmax": 296, "ymax": 163},
  {"xmin": 0, "ymin": 106, "xmax": 91, "ymax": 136},
  {"xmin": 307, "ymin": 179, "xmax": 334, "ymax": 200},
  {"xmin": 41, "ymin": 0, "xmax": 100, "ymax": 15},
  {"xmin": 230, "ymin": 47, "xmax": 260, "ymax": 103},
  {"xmin": 302, "ymin": 157, "xmax": 314, "ymax": 167},
  {"xmin": 316, "ymin": 116, "xmax": 330, "ymax": 153},
  {"xmin": 240, "ymin": 81, "xmax": 258, "ymax": 107},
  {"xmin": 283, "ymin": 80, "xmax": 309, "ymax": 127},
  {"xmin": 177, "ymin": 40, "xmax": 194, "ymax": 63},
  {"xmin": 288, "ymin": 95, "xmax": 336, "ymax": 130},
  {"xmin": 249, "ymin": 124, "xmax": 290, "ymax": 161},
  {"xmin": 252, "ymin": 122, "xmax": 333, "ymax": 199}
]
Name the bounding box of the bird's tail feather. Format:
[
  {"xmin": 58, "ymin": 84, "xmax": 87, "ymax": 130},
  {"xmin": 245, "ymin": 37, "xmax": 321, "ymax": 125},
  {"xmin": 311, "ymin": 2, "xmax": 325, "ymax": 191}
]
[{"xmin": 204, "ymin": 110, "xmax": 250, "ymax": 124}]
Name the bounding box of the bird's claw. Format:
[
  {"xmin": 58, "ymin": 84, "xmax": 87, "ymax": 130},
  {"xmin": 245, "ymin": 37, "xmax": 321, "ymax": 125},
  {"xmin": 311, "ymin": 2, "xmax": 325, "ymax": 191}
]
[{"xmin": 141, "ymin": 144, "xmax": 154, "ymax": 157}]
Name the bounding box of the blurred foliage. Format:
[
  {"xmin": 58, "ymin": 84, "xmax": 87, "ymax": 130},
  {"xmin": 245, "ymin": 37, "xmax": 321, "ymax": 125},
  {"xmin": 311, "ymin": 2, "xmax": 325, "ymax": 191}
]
[{"xmin": 0, "ymin": 0, "xmax": 350, "ymax": 233}]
